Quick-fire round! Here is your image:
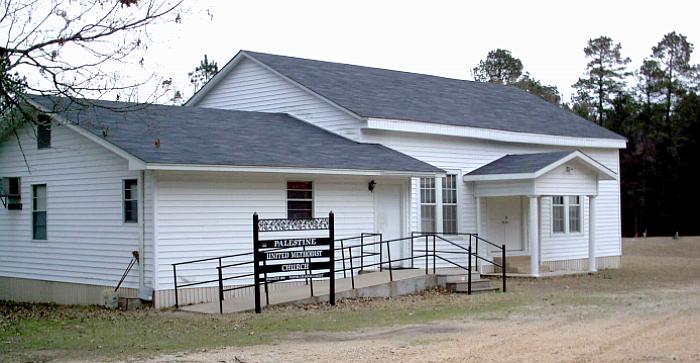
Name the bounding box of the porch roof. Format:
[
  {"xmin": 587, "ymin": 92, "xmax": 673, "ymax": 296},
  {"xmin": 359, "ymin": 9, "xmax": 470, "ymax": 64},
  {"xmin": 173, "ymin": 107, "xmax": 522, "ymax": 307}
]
[{"xmin": 463, "ymin": 150, "xmax": 617, "ymax": 182}]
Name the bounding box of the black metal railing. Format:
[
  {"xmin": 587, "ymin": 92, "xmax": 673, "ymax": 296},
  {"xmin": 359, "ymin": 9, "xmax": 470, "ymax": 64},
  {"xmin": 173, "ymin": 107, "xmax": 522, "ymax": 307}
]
[
  {"xmin": 410, "ymin": 232, "xmax": 507, "ymax": 293},
  {"xmin": 171, "ymin": 231, "xmax": 507, "ymax": 312}
]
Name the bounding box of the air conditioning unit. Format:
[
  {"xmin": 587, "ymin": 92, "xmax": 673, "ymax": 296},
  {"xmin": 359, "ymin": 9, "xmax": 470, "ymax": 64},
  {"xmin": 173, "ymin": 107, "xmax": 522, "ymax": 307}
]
[{"xmin": 0, "ymin": 177, "xmax": 22, "ymax": 210}]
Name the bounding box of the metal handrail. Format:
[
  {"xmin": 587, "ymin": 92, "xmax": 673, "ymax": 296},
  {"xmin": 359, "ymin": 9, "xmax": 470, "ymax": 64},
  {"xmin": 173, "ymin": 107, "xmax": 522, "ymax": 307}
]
[{"xmin": 172, "ymin": 230, "xmax": 507, "ymax": 311}]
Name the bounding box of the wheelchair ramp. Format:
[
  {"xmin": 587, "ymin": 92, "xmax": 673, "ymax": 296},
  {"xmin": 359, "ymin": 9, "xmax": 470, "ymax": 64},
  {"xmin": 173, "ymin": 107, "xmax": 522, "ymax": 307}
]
[{"xmin": 181, "ymin": 268, "xmax": 489, "ymax": 314}]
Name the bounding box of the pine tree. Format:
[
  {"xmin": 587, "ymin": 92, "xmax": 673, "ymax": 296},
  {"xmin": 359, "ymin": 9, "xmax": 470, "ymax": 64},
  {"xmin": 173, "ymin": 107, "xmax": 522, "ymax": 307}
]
[
  {"xmin": 649, "ymin": 32, "xmax": 697, "ymax": 122},
  {"xmin": 471, "ymin": 49, "xmax": 523, "ymax": 84},
  {"xmin": 572, "ymin": 36, "xmax": 631, "ymax": 126},
  {"xmin": 189, "ymin": 54, "xmax": 219, "ymax": 93}
]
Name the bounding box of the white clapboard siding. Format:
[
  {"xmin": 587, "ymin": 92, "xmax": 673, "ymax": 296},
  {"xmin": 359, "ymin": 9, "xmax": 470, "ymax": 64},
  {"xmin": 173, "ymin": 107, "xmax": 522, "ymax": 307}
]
[
  {"xmin": 155, "ymin": 172, "xmax": 377, "ymax": 289},
  {"xmin": 535, "ymin": 160, "xmax": 598, "ymax": 196},
  {"xmin": 192, "ymin": 58, "xmax": 362, "ymax": 140},
  {"xmin": 0, "ymin": 122, "xmax": 154, "ymax": 289},
  {"xmin": 362, "ymin": 130, "xmax": 622, "ymax": 261}
]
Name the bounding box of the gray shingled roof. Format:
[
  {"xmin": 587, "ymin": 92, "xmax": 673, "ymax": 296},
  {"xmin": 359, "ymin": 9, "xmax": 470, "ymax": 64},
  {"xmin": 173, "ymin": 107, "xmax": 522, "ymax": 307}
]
[
  {"xmin": 28, "ymin": 96, "xmax": 442, "ymax": 173},
  {"xmin": 242, "ymin": 51, "xmax": 625, "ymax": 141},
  {"xmin": 467, "ymin": 151, "xmax": 575, "ymax": 176}
]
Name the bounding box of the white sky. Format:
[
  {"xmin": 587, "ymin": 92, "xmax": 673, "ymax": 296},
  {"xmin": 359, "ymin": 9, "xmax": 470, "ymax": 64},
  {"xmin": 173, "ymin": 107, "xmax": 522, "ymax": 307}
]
[{"xmin": 143, "ymin": 0, "xmax": 700, "ymax": 102}]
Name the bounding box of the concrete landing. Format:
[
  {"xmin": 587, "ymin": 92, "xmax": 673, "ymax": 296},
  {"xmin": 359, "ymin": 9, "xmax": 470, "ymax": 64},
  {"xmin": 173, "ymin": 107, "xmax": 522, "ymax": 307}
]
[{"xmin": 181, "ymin": 268, "xmax": 479, "ymax": 314}]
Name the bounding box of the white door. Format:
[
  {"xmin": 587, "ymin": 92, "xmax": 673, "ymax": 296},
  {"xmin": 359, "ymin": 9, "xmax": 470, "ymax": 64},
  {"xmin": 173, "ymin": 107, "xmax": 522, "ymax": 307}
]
[
  {"xmin": 485, "ymin": 197, "xmax": 524, "ymax": 253},
  {"xmin": 375, "ymin": 184, "xmax": 404, "ymax": 266}
]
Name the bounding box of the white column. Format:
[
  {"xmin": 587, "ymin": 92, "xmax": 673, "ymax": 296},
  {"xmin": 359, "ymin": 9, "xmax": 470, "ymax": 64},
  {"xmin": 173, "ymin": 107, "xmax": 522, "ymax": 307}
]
[
  {"xmin": 434, "ymin": 176, "xmax": 443, "ymax": 232},
  {"xmin": 475, "ymin": 196, "xmax": 482, "ymax": 272},
  {"xmin": 529, "ymin": 196, "xmax": 539, "ymax": 277},
  {"xmin": 588, "ymin": 195, "xmax": 597, "ymax": 272}
]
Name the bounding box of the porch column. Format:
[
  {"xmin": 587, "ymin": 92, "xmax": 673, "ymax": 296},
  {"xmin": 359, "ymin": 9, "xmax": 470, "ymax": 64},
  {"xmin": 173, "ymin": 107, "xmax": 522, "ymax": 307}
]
[
  {"xmin": 588, "ymin": 195, "xmax": 597, "ymax": 272},
  {"xmin": 528, "ymin": 196, "xmax": 539, "ymax": 277},
  {"xmin": 475, "ymin": 196, "xmax": 482, "ymax": 272}
]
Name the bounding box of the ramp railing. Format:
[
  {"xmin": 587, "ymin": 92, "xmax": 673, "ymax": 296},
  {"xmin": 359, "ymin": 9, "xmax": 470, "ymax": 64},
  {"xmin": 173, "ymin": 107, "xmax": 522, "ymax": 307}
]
[{"xmin": 172, "ymin": 231, "xmax": 506, "ymax": 312}]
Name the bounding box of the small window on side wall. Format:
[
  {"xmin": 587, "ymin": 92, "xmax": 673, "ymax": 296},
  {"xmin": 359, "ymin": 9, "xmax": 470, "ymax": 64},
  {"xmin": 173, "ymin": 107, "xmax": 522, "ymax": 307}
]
[
  {"xmin": 37, "ymin": 115, "xmax": 51, "ymax": 149},
  {"xmin": 123, "ymin": 179, "xmax": 138, "ymax": 223},
  {"xmin": 287, "ymin": 181, "xmax": 313, "ymax": 219}
]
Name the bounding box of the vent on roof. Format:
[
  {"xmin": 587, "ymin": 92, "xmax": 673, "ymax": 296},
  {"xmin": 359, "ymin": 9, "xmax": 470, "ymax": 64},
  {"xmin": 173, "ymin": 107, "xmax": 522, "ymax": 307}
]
[{"xmin": 0, "ymin": 177, "xmax": 22, "ymax": 210}]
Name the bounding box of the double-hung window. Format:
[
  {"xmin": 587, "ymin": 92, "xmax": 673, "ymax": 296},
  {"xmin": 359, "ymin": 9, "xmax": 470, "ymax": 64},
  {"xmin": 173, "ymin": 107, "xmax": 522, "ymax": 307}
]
[
  {"xmin": 420, "ymin": 174, "xmax": 459, "ymax": 233},
  {"xmin": 287, "ymin": 181, "xmax": 313, "ymax": 219},
  {"xmin": 442, "ymin": 175, "xmax": 458, "ymax": 234},
  {"xmin": 420, "ymin": 177, "xmax": 436, "ymax": 232},
  {"xmin": 32, "ymin": 185, "xmax": 47, "ymax": 240},
  {"xmin": 568, "ymin": 196, "xmax": 581, "ymax": 233},
  {"xmin": 123, "ymin": 179, "xmax": 138, "ymax": 223},
  {"xmin": 552, "ymin": 195, "xmax": 582, "ymax": 234}
]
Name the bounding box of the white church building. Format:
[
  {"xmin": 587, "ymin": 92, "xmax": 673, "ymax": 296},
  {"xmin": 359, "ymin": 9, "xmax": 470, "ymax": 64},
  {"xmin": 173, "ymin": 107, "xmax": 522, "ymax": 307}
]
[{"xmin": 0, "ymin": 51, "xmax": 625, "ymax": 307}]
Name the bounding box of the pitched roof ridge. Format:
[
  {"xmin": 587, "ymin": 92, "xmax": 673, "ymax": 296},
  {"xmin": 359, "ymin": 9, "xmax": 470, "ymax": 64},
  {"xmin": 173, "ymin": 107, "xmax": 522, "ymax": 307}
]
[{"xmin": 242, "ymin": 50, "xmax": 501, "ymax": 88}]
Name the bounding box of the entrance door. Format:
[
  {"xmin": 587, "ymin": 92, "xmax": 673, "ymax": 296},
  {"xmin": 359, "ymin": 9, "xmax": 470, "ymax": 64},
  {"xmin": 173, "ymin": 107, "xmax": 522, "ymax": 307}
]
[
  {"xmin": 375, "ymin": 184, "xmax": 404, "ymax": 266},
  {"xmin": 485, "ymin": 197, "xmax": 524, "ymax": 253}
]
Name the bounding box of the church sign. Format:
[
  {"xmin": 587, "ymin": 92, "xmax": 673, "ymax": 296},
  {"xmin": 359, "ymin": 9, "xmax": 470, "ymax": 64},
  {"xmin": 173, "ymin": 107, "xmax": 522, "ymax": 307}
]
[{"xmin": 252, "ymin": 212, "xmax": 335, "ymax": 314}]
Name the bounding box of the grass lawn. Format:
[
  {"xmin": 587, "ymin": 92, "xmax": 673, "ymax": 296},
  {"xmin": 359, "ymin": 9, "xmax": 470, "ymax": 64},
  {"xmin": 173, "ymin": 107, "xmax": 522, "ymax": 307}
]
[
  {"xmin": 2, "ymin": 236, "xmax": 699, "ymax": 362},
  {"xmin": 1, "ymin": 289, "xmax": 527, "ymax": 362}
]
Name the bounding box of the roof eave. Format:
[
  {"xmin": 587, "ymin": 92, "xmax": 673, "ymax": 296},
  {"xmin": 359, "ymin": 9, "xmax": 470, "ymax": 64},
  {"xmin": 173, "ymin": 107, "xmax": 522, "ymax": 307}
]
[
  {"xmin": 146, "ymin": 163, "xmax": 444, "ymax": 177},
  {"xmin": 366, "ymin": 117, "xmax": 627, "ymax": 149}
]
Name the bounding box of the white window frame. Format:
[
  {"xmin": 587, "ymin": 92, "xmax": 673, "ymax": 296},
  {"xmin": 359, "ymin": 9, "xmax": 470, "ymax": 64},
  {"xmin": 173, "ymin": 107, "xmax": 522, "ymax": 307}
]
[
  {"xmin": 123, "ymin": 179, "xmax": 138, "ymax": 224},
  {"xmin": 441, "ymin": 174, "xmax": 459, "ymax": 234},
  {"xmin": 286, "ymin": 180, "xmax": 314, "ymax": 219},
  {"xmin": 551, "ymin": 195, "xmax": 583, "ymax": 235},
  {"xmin": 32, "ymin": 184, "xmax": 47, "ymax": 241},
  {"xmin": 419, "ymin": 177, "xmax": 436, "ymax": 232},
  {"xmin": 420, "ymin": 172, "xmax": 460, "ymax": 234}
]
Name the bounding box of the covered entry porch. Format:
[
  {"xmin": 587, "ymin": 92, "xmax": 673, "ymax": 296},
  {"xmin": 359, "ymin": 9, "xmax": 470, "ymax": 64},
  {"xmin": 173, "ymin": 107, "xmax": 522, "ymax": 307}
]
[{"xmin": 464, "ymin": 151, "xmax": 617, "ymax": 276}]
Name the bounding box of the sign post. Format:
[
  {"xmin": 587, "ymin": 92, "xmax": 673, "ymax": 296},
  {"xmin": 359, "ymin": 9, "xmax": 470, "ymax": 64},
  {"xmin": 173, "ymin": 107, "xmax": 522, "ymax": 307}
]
[{"xmin": 252, "ymin": 212, "xmax": 335, "ymax": 314}]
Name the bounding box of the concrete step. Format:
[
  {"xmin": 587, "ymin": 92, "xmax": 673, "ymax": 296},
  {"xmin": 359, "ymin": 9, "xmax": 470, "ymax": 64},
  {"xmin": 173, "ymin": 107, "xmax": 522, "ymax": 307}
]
[
  {"xmin": 440, "ymin": 272, "xmax": 481, "ymax": 284},
  {"xmin": 446, "ymin": 279, "xmax": 499, "ymax": 293}
]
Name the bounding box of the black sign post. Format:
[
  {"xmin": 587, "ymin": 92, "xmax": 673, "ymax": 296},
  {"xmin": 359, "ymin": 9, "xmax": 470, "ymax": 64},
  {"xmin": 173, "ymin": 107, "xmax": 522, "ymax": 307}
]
[{"xmin": 252, "ymin": 212, "xmax": 335, "ymax": 314}]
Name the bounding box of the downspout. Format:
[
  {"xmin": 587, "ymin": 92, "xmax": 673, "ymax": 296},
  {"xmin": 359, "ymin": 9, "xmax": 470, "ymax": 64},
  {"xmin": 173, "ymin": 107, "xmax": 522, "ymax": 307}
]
[{"xmin": 138, "ymin": 170, "xmax": 145, "ymax": 289}]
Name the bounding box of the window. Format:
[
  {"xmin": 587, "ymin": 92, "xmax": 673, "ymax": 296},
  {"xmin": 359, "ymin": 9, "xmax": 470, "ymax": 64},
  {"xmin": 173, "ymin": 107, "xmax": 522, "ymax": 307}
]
[
  {"xmin": 568, "ymin": 196, "xmax": 581, "ymax": 233},
  {"xmin": 442, "ymin": 174, "xmax": 458, "ymax": 234},
  {"xmin": 32, "ymin": 185, "xmax": 47, "ymax": 240},
  {"xmin": 420, "ymin": 177, "xmax": 436, "ymax": 232},
  {"xmin": 1, "ymin": 177, "xmax": 21, "ymax": 209},
  {"xmin": 552, "ymin": 196, "xmax": 565, "ymax": 233},
  {"xmin": 287, "ymin": 181, "xmax": 313, "ymax": 219},
  {"xmin": 123, "ymin": 179, "xmax": 138, "ymax": 223},
  {"xmin": 37, "ymin": 117, "xmax": 51, "ymax": 149},
  {"xmin": 552, "ymin": 195, "xmax": 582, "ymax": 234}
]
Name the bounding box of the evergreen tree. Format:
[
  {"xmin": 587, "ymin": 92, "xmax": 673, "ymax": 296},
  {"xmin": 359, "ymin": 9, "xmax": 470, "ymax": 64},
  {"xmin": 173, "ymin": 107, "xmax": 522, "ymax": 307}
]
[
  {"xmin": 189, "ymin": 54, "xmax": 219, "ymax": 93},
  {"xmin": 649, "ymin": 32, "xmax": 698, "ymax": 122},
  {"xmin": 471, "ymin": 49, "xmax": 523, "ymax": 84},
  {"xmin": 515, "ymin": 73, "xmax": 562, "ymax": 105},
  {"xmin": 572, "ymin": 36, "xmax": 631, "ymax": 126},
  {"xmin": 471, "ymin": 49, "xmax": 561, "ymax": 105}
]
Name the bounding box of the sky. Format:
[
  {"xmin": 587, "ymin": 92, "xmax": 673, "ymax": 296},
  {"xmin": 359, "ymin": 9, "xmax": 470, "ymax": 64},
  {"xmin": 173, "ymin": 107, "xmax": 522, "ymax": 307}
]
[{"xmin": 29, "ymin": 0, "xmax": 700, "ymax": 103}]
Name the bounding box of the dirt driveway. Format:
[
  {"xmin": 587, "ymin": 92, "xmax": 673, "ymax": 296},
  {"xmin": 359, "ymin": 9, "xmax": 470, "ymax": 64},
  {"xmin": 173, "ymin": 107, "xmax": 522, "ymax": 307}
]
[{"xmin": 139, "ymin": 237, "xmax": 700, "ymax": 363}]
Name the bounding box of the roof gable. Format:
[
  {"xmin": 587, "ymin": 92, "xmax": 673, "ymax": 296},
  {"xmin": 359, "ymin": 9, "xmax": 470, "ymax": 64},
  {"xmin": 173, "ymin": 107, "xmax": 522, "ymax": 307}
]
[{"xmin": 464, "ymin": 150, "xmax": 617, "ymax": 181}]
